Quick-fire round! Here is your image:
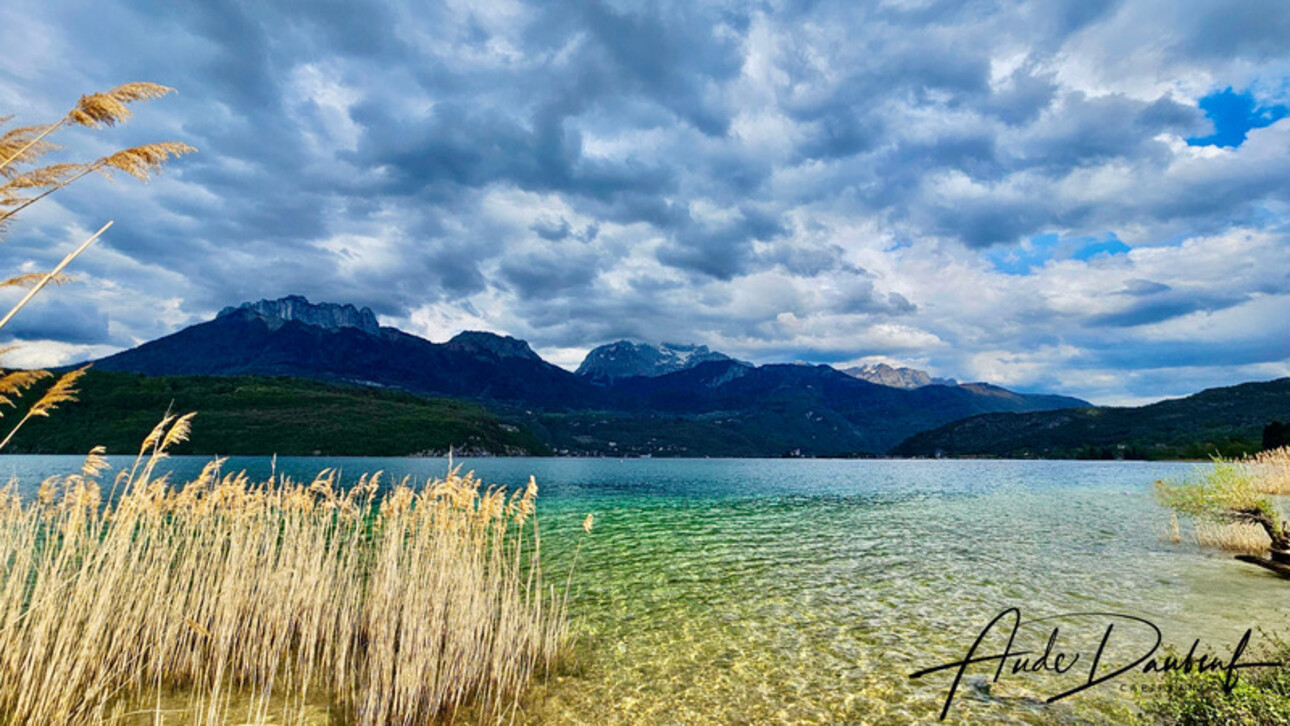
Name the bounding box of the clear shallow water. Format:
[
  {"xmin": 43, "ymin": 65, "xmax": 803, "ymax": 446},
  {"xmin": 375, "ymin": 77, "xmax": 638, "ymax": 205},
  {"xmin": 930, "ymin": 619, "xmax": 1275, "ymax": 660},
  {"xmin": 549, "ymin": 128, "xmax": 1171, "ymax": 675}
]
[{"xmin": 4, "ymin": 455, "xmax": 1288, "ymax": 724}]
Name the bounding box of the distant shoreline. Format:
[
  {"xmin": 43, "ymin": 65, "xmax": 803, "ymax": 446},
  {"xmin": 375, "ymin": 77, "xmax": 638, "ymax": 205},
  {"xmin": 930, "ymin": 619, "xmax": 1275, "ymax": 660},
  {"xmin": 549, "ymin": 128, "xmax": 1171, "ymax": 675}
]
[
  {"xmin": 0, "ymin": 451, "xmax": 1217, "ymax": 463},
  {"xmin": 8, "ymin": 369, "xmax": 1283, "ymax": 462}
]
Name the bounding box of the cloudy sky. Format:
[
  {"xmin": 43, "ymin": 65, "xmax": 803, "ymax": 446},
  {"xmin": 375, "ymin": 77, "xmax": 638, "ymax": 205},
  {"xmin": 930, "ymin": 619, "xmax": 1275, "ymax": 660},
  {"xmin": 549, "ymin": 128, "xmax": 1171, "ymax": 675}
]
[{"xmin": 2, "ymin": 0, "xmax": 1288, "ymax": 406}]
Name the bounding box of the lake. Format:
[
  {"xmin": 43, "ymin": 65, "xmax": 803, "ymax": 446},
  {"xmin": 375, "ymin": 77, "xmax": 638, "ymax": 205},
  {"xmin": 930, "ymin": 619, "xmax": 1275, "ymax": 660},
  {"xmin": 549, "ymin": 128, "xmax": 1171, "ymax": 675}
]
[{"xmin": 3, "ymin": 455, "xmax": 1285, "ymax": 723}]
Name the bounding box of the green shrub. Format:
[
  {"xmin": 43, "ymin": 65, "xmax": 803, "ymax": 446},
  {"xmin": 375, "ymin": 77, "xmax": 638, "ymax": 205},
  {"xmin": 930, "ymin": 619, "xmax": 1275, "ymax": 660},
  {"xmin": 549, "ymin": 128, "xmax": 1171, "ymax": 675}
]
[{"xmin": 1136, "ymin": 636, "xmax": 1290, "ymax": 725}]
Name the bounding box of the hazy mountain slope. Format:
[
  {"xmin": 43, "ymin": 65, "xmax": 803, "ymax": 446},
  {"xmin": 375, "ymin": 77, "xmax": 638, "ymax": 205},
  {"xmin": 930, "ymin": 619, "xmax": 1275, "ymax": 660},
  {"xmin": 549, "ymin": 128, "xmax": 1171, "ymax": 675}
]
[
  {"xmin": 602, "ymin": 361, "xmax": 1089, "ymax": 454},
  {"xmin": 6, "ymin": 371, "xmax": 548, "ymax": 456},
  {"xmin": 891, "ymin": 378, "xmax": 1290, "ymax": 459}
]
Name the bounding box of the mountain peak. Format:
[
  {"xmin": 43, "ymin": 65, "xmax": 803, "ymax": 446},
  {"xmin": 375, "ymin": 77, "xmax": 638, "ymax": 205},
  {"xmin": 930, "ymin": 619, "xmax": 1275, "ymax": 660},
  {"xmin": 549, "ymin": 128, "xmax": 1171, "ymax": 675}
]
[
  {"xmin": 842, "ymin": 362, "xmax": 957, "ymax": 389},
  {"xmin": 576, "ymin": 340, "xmax": 739, "ymax": 383},
  {"xmin": 445, "ymin": 330, "xmax": 542, "ymax": 361},
  {"xmin": 219, "ymin": 295, "xmax": 380, "ymax": 336}
]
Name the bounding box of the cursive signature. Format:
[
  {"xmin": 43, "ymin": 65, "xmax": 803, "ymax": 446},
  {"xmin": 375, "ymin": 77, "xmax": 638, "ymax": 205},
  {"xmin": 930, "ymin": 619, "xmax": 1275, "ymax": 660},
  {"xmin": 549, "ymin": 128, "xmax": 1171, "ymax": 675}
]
[{"xmin": 909, "ymin": 607, "xmax": 1283, "ymax": 720}]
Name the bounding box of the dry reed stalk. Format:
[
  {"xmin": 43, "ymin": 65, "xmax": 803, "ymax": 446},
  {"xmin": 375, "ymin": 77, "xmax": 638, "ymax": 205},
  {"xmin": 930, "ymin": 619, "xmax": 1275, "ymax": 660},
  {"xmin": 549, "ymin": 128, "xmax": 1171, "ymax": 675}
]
[
  {"xmin": 1247, "ymin": 446, "xmax": 1290, "ymax": 495},
  {"xmin": 0, "ymin": 222, "xmax": 112, "ymax": 335},
  {"xmin": 1193, "ymin": 520, "xmax": 1272, "ymax": 554},
  {"xmin": 0, "ymin": 417, "xmax": 576, "ymax": 725}
]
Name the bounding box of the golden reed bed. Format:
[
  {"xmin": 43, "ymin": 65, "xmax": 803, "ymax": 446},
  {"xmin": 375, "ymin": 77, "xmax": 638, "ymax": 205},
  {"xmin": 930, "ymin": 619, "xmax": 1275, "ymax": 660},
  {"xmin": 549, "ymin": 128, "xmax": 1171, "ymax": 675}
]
[
  {"xmin": 0, "ymin": 413, "xmax": 577, "ymax": 725},
  {"xmin": 1248, "ymin": 445, "xmax": 1290, "ymax": 495}
]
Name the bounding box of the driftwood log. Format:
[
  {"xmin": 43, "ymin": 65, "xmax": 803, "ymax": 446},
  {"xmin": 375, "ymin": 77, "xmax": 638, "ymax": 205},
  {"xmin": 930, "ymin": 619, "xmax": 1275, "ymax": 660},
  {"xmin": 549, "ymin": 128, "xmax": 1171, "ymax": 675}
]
[
  {"xmin": 1236, "ymin": 555, "xmax": 1290, "ymax": 577},
  {"xmin": 1226, "ymin": 508, "xmax": 1290, "ymax": 551},
  {"xmin": 1226, "ymin": 507, "xmax": 1290, "ymax": 577}
]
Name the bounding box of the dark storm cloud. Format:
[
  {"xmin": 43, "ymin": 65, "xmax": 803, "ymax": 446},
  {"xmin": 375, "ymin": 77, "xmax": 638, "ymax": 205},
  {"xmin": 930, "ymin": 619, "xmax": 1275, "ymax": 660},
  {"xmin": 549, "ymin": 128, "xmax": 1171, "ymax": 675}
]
[
  {"xmin": 926, "ymin": 198, "xmax": 1053, "ymax": 249},
  {"xmin": 1090, "ymin": 289, "xmax": 1250, "ymax": 328},
  {"xmin": 760, "ymin": 241, "xmax": 859, "ymax": 278},
  {"xmin": 530, "ymin": 218, "xmax": 572, "ymax": 241},
  {"xmin": 1170, "ymin": 0, "xmax": 1290, "ymax": 62},
  {"xmin": 1, "ymin": 299, "xmax": 111, "ymax": 346},
  {"xmin": 1017, "ymin": 92, "xmax": 1203, "ymax": 173},
  {"xmin": 1087, "ymin": 335, "xmax": 1290, "ymax": 370},
  {"xmin": 1117, "ymin": 279, "xmax": 1171, "ymax": 297},
  {"xmin": 656, "ymin": 206, "xmax": 788, "ymax": 279},
  {"xmin": 573, "ymin": 0, "xmax": 743, "ymax": 136},
  {"xmin": 498, "ymin": 247, "xmax": 601, "ymax": 301},
  {"xmin": 984, "ymin": 68, "xmax": 1059, "ymax": 127}
]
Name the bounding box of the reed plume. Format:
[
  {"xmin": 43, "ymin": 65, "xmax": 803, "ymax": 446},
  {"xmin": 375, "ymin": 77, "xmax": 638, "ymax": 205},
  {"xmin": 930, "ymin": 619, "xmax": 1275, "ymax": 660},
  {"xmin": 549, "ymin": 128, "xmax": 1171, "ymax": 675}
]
[
  {"xmin": 67, "ymin": 82, "xmax": 175, "ymax": 129},
  {"xmin": 0, "ymin": 272, "xmax": 72, "ymax": 289},
  {"xmin": 0, "ymin": 366, "xmax": 88, "ymax": 449},
  {"xmin": 0, "ymin": 82, "xmax": 174, "ymax": 174}
]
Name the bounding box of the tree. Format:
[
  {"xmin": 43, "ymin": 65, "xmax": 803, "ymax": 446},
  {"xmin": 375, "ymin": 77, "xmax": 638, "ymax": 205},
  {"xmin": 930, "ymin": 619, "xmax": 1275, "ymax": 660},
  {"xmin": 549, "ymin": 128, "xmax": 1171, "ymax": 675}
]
[
  {"xmin": 1265, "ymin": 421, "xmax": 1290, "ymax": 451},
  {"xmin": 1157, "ymin": 459, "xmax": 1290, "ymax": 561},
  {"xmin": 0, "ymin": 84, "xmax": 194, "ymax": 449}
]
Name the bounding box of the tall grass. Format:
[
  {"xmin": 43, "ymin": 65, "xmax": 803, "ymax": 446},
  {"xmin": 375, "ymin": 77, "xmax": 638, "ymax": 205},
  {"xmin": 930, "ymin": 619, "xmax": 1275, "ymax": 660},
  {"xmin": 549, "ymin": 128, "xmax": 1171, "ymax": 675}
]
[{"xmin": 0, "ymin": 414, "xmax": 573, "ymax": 724}]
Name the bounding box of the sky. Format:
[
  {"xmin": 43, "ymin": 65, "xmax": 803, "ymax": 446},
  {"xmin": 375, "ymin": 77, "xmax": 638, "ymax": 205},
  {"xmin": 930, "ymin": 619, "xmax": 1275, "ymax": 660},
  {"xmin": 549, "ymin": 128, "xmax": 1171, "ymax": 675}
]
[{"xmin": 1, "ymin": 0, "xmax": 1289, "ymax": 407}]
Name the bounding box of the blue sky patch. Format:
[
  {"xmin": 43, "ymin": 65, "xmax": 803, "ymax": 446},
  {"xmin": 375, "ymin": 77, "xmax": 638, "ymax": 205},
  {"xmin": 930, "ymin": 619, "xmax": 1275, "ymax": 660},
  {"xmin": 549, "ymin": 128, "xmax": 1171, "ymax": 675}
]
[
  {"xmin": 1186, "ymin": 87, "xmax": 1288, "ymax": 148},
  {"xmin": 987, "ymin": 234, "xmax": 1129, "ymax": 275},
  {"xmin": 1072, "ymin": 238, "xmax": 1131, "ymax": 261},
  {"xmin": 986, "ymin": 233, "xmax": 1060, "ymax": 275}
]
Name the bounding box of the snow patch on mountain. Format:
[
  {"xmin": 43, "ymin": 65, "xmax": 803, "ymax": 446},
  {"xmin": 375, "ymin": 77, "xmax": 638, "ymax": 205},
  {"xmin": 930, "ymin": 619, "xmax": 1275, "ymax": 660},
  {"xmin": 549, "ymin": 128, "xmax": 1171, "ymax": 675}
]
[{"xmin": 576, "ymin": 341, "xmax": 742, "ymax": 383}]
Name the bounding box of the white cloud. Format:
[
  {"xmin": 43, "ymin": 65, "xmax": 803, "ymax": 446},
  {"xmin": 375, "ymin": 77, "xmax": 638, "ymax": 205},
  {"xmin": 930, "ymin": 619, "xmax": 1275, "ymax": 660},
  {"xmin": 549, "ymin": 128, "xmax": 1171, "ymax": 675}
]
[{"xmin": 1, "ymin": 0, "xmax": 1287, "ymax": 407}]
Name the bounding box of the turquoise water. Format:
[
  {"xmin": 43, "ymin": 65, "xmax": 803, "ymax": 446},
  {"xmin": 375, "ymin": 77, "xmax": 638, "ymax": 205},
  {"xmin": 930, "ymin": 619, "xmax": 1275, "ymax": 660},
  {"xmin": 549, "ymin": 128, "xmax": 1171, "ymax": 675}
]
[{"xmin": 4, "ymin": 455, "xmax": 1287, "ymax": 723}]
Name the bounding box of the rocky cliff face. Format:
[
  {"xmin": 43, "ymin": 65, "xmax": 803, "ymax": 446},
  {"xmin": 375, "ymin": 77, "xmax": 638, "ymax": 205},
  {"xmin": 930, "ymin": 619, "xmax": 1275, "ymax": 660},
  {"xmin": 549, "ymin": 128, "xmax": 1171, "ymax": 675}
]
[
  {"xmin": 576, "ymin": 341, "xmax": 738, "ymax": 383},
  {"xmin": 218, "ymin": 295, "xmax": 380, "ymax": 336},
  {"xmin": 445, "ymin": 331, "xmax": 542, "ymax": 361},
  {"xmin": 842, "ymin": 363, "xmax": 956, "ymax": 389}
]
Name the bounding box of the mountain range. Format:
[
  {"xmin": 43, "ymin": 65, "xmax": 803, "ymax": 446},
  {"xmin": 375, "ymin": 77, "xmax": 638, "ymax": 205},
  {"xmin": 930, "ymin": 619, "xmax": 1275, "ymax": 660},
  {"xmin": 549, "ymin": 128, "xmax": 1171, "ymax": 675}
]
[
  {"xmin": 95, "ymin": 301, "xmax": 595, "ymax": 410},
  {"xmin": 79, "ymin": 295, "xmax": 1091, "ymax": 456}
]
